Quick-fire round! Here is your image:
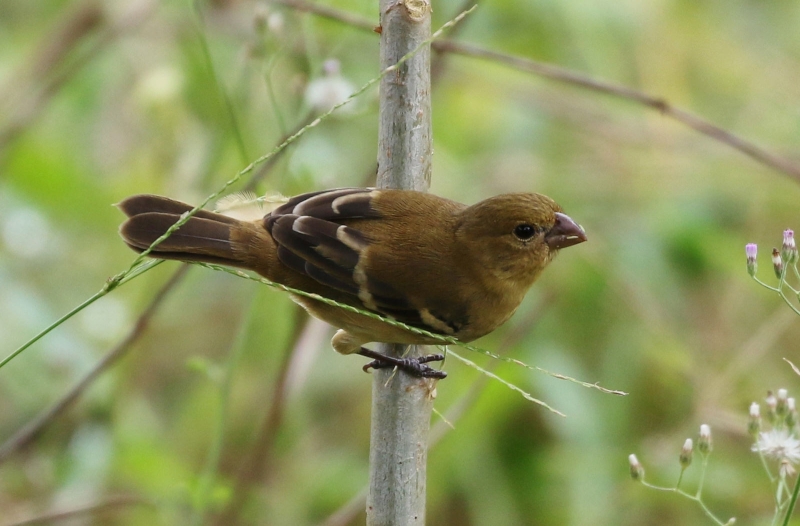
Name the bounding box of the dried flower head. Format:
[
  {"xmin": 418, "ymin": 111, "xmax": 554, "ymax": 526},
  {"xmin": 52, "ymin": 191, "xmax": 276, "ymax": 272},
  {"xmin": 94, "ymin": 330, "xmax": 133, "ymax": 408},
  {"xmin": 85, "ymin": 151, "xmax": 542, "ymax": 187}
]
[
  {"xmin": 680, "ymin": 438, "xmax": 693, "ymax": 468},
  {"xmin": 752, "ymin": 429, "xmax": 800, "ymax": 476},
  {"xmin": 699, "ymin": 424, "xmax": 713, "ymax": 454},
  {"xmin": 766, "ymin": 391, "xmax": 778, "ymax": 423},
  {"xmin": 304, "ymin": 59, "xmax": 356, "ymax": 113},
  {"xmin": 629, "ymin": 454, "xmax": 644, "ymax": 481},
  {"xmin": 772, "ymin": 248, "xmax": 784, "ymax": 279}
]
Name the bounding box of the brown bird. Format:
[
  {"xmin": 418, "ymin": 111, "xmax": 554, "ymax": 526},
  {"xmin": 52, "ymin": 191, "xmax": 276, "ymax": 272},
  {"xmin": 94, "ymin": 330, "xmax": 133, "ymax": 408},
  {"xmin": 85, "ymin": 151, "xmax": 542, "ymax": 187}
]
[{"xmin": 118, "ymin": 188, "xmax": 586, "ymax": 378}]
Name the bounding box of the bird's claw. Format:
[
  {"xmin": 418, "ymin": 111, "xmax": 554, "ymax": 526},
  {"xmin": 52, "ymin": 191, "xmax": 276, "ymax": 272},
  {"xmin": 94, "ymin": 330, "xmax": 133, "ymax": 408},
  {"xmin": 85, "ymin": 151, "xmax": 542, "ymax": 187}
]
[{"xmin": 359, "ymin": 350, "xmax": 446, "ymax": 379}]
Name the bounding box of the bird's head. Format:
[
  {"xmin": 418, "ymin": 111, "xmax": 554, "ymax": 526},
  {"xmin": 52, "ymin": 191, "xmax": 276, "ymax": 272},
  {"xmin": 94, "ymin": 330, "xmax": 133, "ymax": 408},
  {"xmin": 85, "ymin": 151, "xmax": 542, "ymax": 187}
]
[{"xmin": 455, "ymin": 192, "xmax": 587, "ymax": 288}]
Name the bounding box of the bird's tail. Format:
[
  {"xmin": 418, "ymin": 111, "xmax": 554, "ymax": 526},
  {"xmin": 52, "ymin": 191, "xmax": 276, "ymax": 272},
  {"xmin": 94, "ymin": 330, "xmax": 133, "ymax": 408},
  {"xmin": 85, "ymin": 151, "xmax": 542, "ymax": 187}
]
[{"xmin": 117, "ymin": 194, "xmax": 254, "ymax": 266}]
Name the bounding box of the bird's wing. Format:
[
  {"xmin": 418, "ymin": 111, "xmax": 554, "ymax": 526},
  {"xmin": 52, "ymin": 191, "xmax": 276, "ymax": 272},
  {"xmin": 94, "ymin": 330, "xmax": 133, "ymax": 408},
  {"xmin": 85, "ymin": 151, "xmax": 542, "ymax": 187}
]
[{"xmin": 265, "ymin": 188, "xmax": 433, "ymax": 331}]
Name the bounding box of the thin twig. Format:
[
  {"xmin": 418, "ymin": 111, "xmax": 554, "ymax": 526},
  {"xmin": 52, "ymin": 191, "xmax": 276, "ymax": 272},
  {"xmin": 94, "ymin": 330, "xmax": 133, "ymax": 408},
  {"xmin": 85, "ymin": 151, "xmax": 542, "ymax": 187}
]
[
  {"xmin": 270, "ymin": 0, "xmax": 800, "ymax": 182},
  {"xmin": 2, "ymin": 2, "xmax": 477, "ymax": 373},
  {"xmin": 447, "ymin": 350, "xmax": 565, "ymax": 416},
  {"xmin": 269, "ymin": 0, "xmax": 375, "ymax": 31},
  {"xmin": 211, "ymin": 304, "xmax": 308, "ymax": 526},
  {"xmin": 0, "ymin": 0, "xmax": 104, "ymax": 98},
  {"xmin": 2, "ymin": 495, "xmax": 153, "ymax": 526},
  {"xmin": 0, "ymin": 0, "xmax": 157, "ymax": 152},
  {"xmin": 430, "ymin": 0, "xmax": 476, "ymax": 84},
  {"xmin": 439, "ymin": 39, "xmax": 800, "ymax": 181}
]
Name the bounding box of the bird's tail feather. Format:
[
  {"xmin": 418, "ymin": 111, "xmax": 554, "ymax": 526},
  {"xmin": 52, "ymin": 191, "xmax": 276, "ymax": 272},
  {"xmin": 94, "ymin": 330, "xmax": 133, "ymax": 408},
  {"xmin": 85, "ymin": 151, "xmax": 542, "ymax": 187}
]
[{"xmin": 118, "ymin": 194, "xmax": 248, "ymax": 266}]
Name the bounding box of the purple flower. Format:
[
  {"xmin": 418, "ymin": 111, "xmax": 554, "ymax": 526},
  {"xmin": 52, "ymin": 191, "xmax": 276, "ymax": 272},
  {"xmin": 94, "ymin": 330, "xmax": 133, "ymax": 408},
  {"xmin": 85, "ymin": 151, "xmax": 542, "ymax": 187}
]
[
  {"xmin": 784, "ymin": 230, "xmax": 796, "ymax": 249},
  {"xmin": 745, "ymin": 243, "xmax": 757, "ymax": 276},
  {"xmin": 783, "ymin": 229, "xmax": 798, "ymax": 264}
]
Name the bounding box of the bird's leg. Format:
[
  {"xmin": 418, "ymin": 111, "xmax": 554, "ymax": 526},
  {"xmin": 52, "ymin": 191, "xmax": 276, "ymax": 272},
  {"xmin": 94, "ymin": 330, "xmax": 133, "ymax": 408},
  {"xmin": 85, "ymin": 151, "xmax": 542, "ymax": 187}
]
[{"xmin": 357, "ymin": 348, "xmax": 447, "ymax": 379}]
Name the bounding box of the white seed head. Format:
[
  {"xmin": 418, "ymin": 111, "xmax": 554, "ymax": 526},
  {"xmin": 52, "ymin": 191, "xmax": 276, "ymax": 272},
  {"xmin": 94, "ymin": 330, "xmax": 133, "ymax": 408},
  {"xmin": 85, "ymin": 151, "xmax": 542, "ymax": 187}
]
[
  {"xmin": 752, "ymin": 429, "xmax": 800, "ymax": 469},
  {"xmin": 699, "ymin": 424, "xmax": 713, "ymax": 454},
  {"xmin": 680, "ymin": 438, "xmax": 693, "ymax": 468},
  {"xmin": 628, "ymin": 454, "xmax": 644, "ymax": 481}
]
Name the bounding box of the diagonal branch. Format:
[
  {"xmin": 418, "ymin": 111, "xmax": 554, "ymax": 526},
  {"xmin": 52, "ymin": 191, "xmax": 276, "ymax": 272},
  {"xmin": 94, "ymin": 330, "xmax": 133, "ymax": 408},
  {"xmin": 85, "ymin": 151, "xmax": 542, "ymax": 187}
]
[
  {"xmin": 268, "ymin": 0, "xmax": 374, "ymax": 30},
  {"xmin": 433, "ymin": 40, "xmax": 800, "ymax": 182},
  {"xmin": 2, "ymin": 494, "xmax": 153, "ymax": 526},
  {"xmin": 268, "ymin": 0, "xmax": 800, "ymax": 182},
  {"xmin": 0, "ymin": 0, "xmax": 157, "ymax": 153}
]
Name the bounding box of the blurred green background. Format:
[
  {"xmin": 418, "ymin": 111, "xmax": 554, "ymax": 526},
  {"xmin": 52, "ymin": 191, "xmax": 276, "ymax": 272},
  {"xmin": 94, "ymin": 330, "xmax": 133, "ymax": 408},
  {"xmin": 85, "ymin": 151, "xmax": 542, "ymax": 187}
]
[{"xmin": 1, "ymin": 0, "xmax": 800, "ymax": 524}]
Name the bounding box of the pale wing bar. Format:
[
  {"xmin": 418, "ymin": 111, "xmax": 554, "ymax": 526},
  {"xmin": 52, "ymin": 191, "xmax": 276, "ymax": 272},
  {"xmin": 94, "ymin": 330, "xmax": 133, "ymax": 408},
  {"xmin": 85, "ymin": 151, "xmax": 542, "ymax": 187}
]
[{"xmin": 264, "ymin": 188, "xmax": 440, "ymax": 331}]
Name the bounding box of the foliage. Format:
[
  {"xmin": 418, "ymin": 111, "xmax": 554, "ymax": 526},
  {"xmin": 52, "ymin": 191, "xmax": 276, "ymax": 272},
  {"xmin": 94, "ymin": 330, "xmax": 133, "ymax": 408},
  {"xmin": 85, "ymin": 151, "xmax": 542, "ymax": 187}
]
[{"xmin": 1, "ymin": 0, "xmax": 800, "ymax": 524}]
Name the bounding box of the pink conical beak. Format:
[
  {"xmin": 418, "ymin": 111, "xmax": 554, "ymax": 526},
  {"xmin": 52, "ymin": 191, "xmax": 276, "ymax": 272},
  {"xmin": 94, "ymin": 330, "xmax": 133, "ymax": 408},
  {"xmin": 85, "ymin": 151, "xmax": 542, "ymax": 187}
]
[{"xmin": 546, "ymin": 212, "xmax": 587, "ymax": 249}]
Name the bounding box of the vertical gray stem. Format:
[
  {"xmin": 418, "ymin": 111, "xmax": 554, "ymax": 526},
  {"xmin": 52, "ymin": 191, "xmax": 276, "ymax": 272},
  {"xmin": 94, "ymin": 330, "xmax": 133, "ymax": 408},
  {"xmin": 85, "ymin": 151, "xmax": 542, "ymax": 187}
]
[
  {"xmin": 376, "ymin": 0, "xmax": 432, "ymax": 189},
  {"xmin": 367, "ymin": 0, "xmax": 434, "ymax": 525}
]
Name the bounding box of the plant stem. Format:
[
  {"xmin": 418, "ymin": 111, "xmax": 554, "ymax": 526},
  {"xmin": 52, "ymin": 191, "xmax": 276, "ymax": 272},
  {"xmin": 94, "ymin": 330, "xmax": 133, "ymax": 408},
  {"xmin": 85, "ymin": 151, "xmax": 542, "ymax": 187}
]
[
  {"xmin": 641, "ymin": 481, "xmax": 728, "ymax": 526},
  {"xmin": 781, "ymin": 472, "xmax": 800, "ymax": 526},
  {"xmin": 0, "ymin": 289, "xmax": 106, "ymax": 369},
  {"xmin": 696, "ymin": 453, "xmax": 709, "ymax": 499},
  {"xmin": 367, "ymin": 0, "xmax": 434, "ymax": 523}
]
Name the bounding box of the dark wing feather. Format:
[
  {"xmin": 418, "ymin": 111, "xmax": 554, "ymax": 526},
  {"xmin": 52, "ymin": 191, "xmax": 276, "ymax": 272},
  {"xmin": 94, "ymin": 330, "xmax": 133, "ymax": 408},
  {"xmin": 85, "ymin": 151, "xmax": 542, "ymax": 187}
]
[
  {"xmin": 276, "ymin": 245, "xmax": 361, "ymax": 296},
  {"xmin": 268, "ymin": 214, "xmax": 356, "ymax": 283},
  {"xmin": 303, "ymin": 260, "xmax": 362, "ymax": 297},
  {"xmin": 265, "ymin": 188, "xmax": 438, "ymax": 330},
  {"xmin": 270, "ymin": 188, "xmax": 381, "ymax": 220}
]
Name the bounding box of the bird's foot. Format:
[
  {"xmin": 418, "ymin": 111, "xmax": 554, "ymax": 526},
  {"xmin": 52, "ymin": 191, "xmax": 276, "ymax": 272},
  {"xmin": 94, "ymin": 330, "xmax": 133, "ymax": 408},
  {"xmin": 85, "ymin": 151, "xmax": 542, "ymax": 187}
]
[{"xmin": 357, "ymin": 348, "xmax": 447, "ymax": 379}]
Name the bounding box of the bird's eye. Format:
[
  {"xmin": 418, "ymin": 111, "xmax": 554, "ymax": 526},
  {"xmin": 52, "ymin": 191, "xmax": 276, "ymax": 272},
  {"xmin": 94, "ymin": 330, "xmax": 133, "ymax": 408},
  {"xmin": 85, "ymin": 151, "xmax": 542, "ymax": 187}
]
[{"xmin": 513, "ymin": 224, "xmax": 537, "ymax": 241}]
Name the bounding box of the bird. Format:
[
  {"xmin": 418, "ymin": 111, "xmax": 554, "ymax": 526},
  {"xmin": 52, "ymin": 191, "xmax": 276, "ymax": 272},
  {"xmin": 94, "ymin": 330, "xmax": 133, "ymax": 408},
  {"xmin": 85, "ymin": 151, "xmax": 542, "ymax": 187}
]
[{"xmin": 117, "ymin": 187, "xmax": 586, "ymax": 379}]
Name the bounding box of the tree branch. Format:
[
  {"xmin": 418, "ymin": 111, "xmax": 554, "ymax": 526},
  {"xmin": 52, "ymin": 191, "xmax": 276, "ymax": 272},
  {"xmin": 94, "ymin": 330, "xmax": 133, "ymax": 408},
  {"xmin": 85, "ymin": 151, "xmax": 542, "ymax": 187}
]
[
  {"xmin": 433, "ymin": 40, "xmax": 800, "ymax": 182},
  {"xmin": 368, "ymin": 0, "xmax": 434, "ymax": 523}
]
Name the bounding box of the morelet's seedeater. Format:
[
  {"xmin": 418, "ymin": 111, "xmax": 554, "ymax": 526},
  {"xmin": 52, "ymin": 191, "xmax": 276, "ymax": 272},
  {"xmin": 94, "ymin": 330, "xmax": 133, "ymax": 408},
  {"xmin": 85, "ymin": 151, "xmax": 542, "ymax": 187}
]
[{"xmin": 118, "ymin": 188, "xmax": 586, "ymax": 378}]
